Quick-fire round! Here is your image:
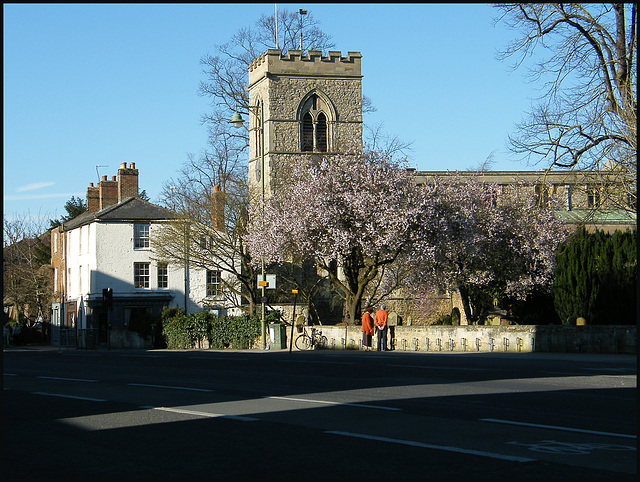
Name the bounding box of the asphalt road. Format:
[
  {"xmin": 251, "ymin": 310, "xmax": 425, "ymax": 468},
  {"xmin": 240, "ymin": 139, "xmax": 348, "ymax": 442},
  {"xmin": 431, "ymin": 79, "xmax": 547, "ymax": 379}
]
[{"xmin": 3, "ymin": 346, "xmax": 637, "ymax": 480}]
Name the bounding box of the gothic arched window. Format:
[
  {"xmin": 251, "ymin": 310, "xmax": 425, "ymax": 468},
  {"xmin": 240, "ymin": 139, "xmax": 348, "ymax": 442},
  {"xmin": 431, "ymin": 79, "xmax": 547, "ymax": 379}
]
[{"xmin": 299, "ymin": 93, "xmax": 333, "ymax": 153}]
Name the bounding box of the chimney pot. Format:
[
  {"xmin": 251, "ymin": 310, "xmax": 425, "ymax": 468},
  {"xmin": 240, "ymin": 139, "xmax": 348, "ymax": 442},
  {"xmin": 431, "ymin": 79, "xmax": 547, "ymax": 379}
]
[
  {"xmin": 89, "ymin": 183, "xmax": 94, "ymax": 187},
  {"xmin": 129, "ymin": 162, "xmax": 135, "ymax": 169},
  {"xmin": 112, "ymin": 176, "xmax": 116, "ymax": 181},
  {"xmin": 120, "ymin": 162, "xmax": 126, "ymax": 169},
  {"xmin": 102, "ymin": 175, "xmax": 107, "ymax": 181}
]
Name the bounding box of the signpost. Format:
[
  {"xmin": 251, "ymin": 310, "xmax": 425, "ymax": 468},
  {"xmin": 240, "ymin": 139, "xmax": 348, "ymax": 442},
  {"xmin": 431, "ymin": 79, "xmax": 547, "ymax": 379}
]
[
  {"xmin": 289, "ymin": 289, "xmax": 298, "ymax": 352},
  {"xmin": 257, "ymin": 275, "xmax": 276, "ymax": 349}
]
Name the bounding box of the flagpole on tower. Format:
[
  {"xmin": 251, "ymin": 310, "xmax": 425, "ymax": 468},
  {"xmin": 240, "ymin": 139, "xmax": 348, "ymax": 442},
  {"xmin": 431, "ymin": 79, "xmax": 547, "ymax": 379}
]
[{"xmin": 274, "ymin": 4, "xmax": 278, "ymax": 49}]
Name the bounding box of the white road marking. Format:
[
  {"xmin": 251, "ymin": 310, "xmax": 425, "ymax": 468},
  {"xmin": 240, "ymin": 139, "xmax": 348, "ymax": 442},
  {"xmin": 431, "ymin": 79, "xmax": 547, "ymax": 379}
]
[
  {"xmin": 37, "ymin": 376, "xmax": 97, "ymax": 382},
  {"xmin": 153, "ymin": 406, "xmax": 257, "ymax": 421},
  {"xmin": 266, "ymin": 395, "xmax": 401, "ymax": 411},
  {"xmin": 326, "ymin": 431, "xmax": 536, "ymax": 462},
  {"xmin": 480, "ymin": 418, "xmax": 636, "ymax": 439},
  {"xmin": 127, "ymin": 383, "xmax": 212, "ymax": 392},
  {"xmin": 32, "ymin": 392, "xmax": 106, "ymax": 402}
]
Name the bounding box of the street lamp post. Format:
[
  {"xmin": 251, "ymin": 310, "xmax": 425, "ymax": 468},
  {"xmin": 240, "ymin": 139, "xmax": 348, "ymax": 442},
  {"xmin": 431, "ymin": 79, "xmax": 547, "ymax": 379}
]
[{"xmin": 232, "ymin": 103, "xmax": 267, "ymax": 349}]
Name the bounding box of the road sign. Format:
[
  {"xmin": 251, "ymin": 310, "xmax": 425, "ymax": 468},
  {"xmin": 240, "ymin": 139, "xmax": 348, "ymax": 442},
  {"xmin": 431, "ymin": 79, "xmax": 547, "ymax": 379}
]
[{"xmin": 257, "ymin": 274, "xmax": 276, "ymax": 289}]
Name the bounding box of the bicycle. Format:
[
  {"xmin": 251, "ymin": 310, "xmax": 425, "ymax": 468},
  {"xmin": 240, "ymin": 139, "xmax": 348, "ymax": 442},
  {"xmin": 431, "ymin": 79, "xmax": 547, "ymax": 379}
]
[{"xmin": 295, "ymin": 326, "xmax": 328, "ymax": 350}]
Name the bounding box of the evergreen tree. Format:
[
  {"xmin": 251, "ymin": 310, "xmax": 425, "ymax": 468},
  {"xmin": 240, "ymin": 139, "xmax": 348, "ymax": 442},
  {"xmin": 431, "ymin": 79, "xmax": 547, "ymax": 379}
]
[
  {"xmin": 49, "ymin": 196, "xmax": 87, "ymax": 228},
  {"xmin": 553, "ymin": 228, "xmax": 637, "ymax": 324}
]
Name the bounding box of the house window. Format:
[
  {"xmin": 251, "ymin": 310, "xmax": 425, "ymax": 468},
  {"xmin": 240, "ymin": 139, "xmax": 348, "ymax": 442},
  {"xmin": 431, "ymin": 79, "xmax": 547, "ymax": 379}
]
[
  {"xmin": 157, "ymin": 262, "xmax": 168, "ymax": 289},
  {"xmin": 206, "ymin": 270, "xmax": 222, "ymax": 297},
  {"xmin": 134, "ymin": 224, "xmax": 150, "ymax": 249},
  {"xmin": 587, "ymin": 186, "xmax": 601, "ymax": 208},
  {"xmin": 628, "ymin": 192, "xmax": 636, "ymax": 210},
  {"xmin": 565, "ymin": 185, "xmax": 572, "ymax": 210},
  {"xmin": 134, "ymin": 262, "xmax": 150, "ymax": 288},
  {"xmin": 534, "ymin": 184, "xmax": 549, "ymax": 207},
  {"xmin": 199, "ymin": 236, "xmax": 211, "ymax": 250}
]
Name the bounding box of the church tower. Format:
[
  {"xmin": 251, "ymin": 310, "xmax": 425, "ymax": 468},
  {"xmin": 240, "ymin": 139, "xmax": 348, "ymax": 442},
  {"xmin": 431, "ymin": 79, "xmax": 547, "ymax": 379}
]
[{"xmin": 245, "ymin": 49, "xmax": 363, "ymax": 201}]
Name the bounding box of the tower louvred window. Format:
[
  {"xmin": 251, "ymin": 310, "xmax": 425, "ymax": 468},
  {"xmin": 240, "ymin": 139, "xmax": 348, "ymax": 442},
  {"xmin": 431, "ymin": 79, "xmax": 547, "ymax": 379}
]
[
  {"xmin": 316, "ymin": 113, "xmax": 327, "ymax": 152},
  {"xmin": 302, "ymin": 112, "xmax": 314, "ymax": 152},
  {"xmin": 300, "ymin": 93, "xmax": 331, "ymax": 153}
]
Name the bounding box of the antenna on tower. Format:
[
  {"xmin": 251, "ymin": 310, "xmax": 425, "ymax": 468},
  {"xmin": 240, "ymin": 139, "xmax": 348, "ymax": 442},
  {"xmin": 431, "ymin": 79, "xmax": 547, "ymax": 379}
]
[{"xmin": 96, "ymin": 165, "xmax": 108, "ymax": 181}]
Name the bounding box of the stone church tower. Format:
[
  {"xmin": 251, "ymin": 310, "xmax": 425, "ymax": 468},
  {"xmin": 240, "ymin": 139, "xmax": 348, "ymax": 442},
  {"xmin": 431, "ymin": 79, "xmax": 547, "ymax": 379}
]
[{"xmin": 245, "ymin": 49, "xmax": 363, "ymax": 200}]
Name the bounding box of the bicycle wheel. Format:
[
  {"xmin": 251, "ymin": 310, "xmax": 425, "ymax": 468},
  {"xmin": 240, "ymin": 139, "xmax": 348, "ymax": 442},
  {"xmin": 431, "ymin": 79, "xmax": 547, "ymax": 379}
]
[
  {"xmin": 295, "ymin": 334, "xmax": 312, "ymax": 350},
  {"xmin": 315, "ymin": 335, "xmax": 328, "ymax": 349}
]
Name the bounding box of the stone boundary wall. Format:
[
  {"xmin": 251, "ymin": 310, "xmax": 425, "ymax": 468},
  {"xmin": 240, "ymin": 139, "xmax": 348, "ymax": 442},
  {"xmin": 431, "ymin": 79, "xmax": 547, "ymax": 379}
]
[{"xmin": 286, "ymin": 324, "xmax": 636, "ymax": 354}]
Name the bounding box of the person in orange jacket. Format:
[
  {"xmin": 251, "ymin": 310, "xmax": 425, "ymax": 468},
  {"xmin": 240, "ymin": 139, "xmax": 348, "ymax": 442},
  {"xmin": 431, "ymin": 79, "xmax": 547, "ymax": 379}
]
[
  {"xmin": 361, "ymin": 307, "xmax": 374, "ymax": 351},
  {"xmin": 374, "ymin": 304, "xmax": 388, "ymax": 351}
]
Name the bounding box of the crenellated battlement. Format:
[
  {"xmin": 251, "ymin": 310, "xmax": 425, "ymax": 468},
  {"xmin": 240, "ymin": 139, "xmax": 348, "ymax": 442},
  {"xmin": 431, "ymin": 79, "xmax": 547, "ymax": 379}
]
[
  {"xmin": 248, "ymin": 49, "xmax": 362, "ymax": 84},
  {"xmin": 246, "ymin": 47, "xmax": 363, "ymax": 202}
]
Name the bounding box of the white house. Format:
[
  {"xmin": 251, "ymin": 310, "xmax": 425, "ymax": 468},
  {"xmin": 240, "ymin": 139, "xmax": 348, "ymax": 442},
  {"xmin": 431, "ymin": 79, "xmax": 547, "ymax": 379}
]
[{"xmin": 50, "ymin": 163, "xmax": 240, "ymax": 348}]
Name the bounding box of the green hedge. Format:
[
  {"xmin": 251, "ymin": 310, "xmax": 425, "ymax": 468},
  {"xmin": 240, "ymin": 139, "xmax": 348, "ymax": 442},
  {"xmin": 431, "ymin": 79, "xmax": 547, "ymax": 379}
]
[{"xmin": 161, "ymin": 308, "xmax": 262, "ymax": 350}]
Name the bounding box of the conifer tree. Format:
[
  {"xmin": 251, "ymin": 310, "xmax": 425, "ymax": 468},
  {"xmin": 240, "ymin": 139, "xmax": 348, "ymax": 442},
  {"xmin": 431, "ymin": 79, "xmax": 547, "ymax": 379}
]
[{"xmin": 553, "ymin": 228, "xmax": 637, "ymax": 324}]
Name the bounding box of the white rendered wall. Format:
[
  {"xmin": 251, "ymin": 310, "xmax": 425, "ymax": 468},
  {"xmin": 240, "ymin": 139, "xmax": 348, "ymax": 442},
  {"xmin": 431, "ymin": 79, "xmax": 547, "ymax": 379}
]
[{"xmin": 62, "ymin": 220, "xmax": 240, "ymax": 314}]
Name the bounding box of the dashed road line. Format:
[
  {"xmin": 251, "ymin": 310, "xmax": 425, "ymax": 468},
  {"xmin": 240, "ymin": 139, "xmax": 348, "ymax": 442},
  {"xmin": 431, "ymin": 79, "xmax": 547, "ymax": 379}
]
[
  {"xmin": 266, "ymin": 395, "xmax": 401, "ymax": 411},
  {"xmin": 127, "ymin": 383, "xmax": 212, "ymax": 392},
  {"xmin": 326, "ymin": 430, "xmax": 536, "ymax": 462},
  {"xmin": 37, "ymin": 376, "xmax": 97, "ymax": 382},
  {"xmin": 32, "ymin": 392, "xmax": 106, "ymax": 402},
  {"xmin": 152, "ymin": 406, "xmax": 257, "ymax": 421},
  {"xmin": 480, "ymin": 418, "xmax": 636, "ymax": 440}
]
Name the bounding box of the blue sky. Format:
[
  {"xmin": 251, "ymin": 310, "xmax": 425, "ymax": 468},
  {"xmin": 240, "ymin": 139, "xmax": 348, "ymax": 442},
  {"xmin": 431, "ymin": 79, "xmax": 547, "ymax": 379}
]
[{"xmin": 3, "ymin": 3, "xmax": 542, "ymax": 224}]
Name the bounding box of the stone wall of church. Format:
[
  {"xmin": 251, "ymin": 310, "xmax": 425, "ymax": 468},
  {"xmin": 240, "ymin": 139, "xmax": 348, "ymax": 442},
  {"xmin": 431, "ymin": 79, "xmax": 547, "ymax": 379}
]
[{"xmin": 248, "ymin": 49, "xmax": 363, "ymax": 198}]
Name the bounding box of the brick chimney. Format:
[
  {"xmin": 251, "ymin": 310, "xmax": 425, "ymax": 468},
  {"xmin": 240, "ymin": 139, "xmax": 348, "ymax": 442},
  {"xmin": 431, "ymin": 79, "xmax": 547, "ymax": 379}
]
[
  {"xmin": 86, "ymin": 163, "xmax": 140, "ymax": 213},
  {"xmin": 211, "ymin": 184, "xmax": 225, "ymax": 232},
  {"xmin": 87, "ymin": 183, "xmax": 100, "ymax": 213},
  {"xmin": 118, "ymin": 162, "xmax": 139, "ymax": 201},
  {"xmin": 99, "ymin": 175, "xmax": 118, "ymax": 209}
]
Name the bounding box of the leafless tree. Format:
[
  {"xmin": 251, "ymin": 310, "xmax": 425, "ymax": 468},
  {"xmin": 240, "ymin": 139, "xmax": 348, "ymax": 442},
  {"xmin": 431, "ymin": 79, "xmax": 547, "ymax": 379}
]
[
  {"xmin": 3, "ymin": 214, "xmax": 53, "ymax": 327},
  {"xmin": 198, "ymin": 9, "xmax": 335, "ymax": 148},
  {"xmin": 154, "ymin": 134, "xmax": 259, "ymax": 313},
  {"xmin": 364, "ymin": 122, "xmax": 414, "ymax": 161},
  {"xmin": 494, "ymin": 4, "xmax": 636, "ymax": 213},
  {"xmin": 159, "ymin": 9, "xmax": 414, "ymax": 316},
  {"xmin": 153, "ymin": 10, "xmax": 337, "ymax": 316}
]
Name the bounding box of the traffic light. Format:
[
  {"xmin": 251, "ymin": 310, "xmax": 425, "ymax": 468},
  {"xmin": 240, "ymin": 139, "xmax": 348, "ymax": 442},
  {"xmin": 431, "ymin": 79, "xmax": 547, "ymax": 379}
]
[{"xmin": 102, "ymin": 288, "xmax": 113, "ymax": 310}]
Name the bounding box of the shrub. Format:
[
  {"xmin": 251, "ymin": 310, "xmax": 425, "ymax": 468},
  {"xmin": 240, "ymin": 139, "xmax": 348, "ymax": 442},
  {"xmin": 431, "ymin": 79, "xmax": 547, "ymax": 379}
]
[
  {"xmin": 161, "ymin": 311, "xmax": 196, "ymax": 349},
  {"xmin": 161, "ymin": 310, "xmax": 262, "ymax": 350},
  {"xmin": 209, "ymin": 315, "xmax": 261, "ymax": 349}
]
